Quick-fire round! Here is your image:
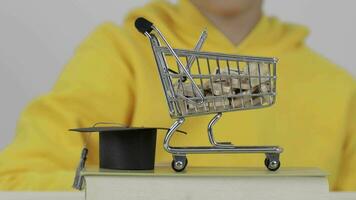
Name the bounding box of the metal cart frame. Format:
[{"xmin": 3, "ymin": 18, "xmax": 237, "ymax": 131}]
[{"xmin": 135, "ymin": 17, "xmax": 283, "ymax": 172}]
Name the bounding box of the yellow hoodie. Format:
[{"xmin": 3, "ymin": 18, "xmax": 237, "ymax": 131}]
[{"xmin": 0, "ymin": 0, "xmax": 355, "ymax": 191}]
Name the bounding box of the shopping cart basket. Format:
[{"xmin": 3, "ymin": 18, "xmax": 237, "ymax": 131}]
[{"xmin": 135, "ymin": 17, "xmax": 283, "ymax": 172}]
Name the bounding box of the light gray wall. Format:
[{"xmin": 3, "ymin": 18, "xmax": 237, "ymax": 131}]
[{"xmin": 0, "ymin": 0, "xmax": 355, "ymax": 150}]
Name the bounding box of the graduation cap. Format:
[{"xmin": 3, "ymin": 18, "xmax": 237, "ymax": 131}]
[
  {"xmin": 70, "ymin": 126, "xmax": 158, "ymax": 170},
  {"xmin": 69, "ymin": 123, "xmax": 186, "ymax": 170},
  {"xmin": 69, "ymin": 124, "xmax": 186, "ymax": 189}
]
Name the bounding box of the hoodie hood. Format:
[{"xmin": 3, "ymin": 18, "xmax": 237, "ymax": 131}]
[{"xmin": 125, "ymin": 0, "xmax": 310, "ymax": 56}]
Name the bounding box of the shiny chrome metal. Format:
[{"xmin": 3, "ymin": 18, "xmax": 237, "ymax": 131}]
[
  {"xmin": 149, "ymin": 35, "xmax": 177, "ymax": 115},
  {"xmin": 163, "ymin": 118, "xmax": 283, "ymax": 155},
  {"xmin": 207, "ymin": 112, "xmax": 233, "ymax": 147},
  {"xmin": 186, "ymin": 29, "xmax": 207, "ymax": 72},
  {"xmin": 143, "ymin": 23, "xmax": 283, "ymax": 171},
  {"xmin": 171, "ymin": 155, "xmax": 188, "ymax": 172},
  {"xmin": 156, "ymin": 47, "xmax": 278, "ymax": 63},
  {"xmin": 269, "ymin": 160, "xmax": 279, "ymax": 169},
  {"xmin": 163, "ymin": 118, "xmax": 185, "ymax": 154},
  {"xmin": 152, "ymin": 26, "xmax": 204, "ymax": 103},
  {"xmin": 150, "ymin": 44, "xmax": 277, "ymax": 118}
]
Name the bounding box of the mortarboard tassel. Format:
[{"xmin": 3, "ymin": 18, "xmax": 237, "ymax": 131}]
[{"xmin": 72, "ymin": 147, "xmax": 88, "ymax": 190}]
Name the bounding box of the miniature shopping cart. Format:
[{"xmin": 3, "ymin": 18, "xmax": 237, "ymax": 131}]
[{"xmin": 135, "ymin": 17, "xmax": 283, "ymax": 172}]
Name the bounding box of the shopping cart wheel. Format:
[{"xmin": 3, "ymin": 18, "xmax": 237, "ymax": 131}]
[
  {"xmin": 171, "ymin": 156, "xmax": 188, "ymax": 172},
  {"xmin": 264, "ymin": 158, "xmax": 280, "ymax": 171}
]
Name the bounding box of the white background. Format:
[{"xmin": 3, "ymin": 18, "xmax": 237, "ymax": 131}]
[{"xmin": 0, "ymin": 0, "xmax": 355, "ymax": 150}]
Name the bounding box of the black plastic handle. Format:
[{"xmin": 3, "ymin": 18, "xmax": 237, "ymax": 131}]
[{"xmin": 135, "ymin": 17, "xmax": 153, "ymax": 35}]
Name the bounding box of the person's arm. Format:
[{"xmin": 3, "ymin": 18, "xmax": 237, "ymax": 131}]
[
  {"xmin": 0, "ymin": 23, "xmax": 135, "ymax": 190},
  {"xmin": 334, "ymin": 88, "xmax": 356, "ymax": 191}
]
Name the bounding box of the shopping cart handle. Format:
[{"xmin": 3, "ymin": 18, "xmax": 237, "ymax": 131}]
[{"xmin": 135, "ymin": 17, "xmax": 153, "ymax": 35}]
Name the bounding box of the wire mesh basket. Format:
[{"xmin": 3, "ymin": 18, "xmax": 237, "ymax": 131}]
[
  {"xmin": 135, "ymin": 17, "xmax": 282, "ymax": 172},
  {"xmin": 158, "ymin": 47, "xmax": 277, "ymax": 118}
]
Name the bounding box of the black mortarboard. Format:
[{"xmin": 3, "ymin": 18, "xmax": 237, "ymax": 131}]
[
  {"xmin": 70, "ymin": 125, "xmax": 186, "ymax": 190},
  {"xmin": 70, "ymin": 126, "xmax": 158, "ymax": 170}
]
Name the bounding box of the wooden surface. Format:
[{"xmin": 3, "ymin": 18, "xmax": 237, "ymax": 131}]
[
  {"xmin": 0, "ymin": 192, "xmax": 355, "ymax": 200},
  {"xmin": 0, "ymin": 192, "xmax": 84, "ymax": 200},
  {"xmin": 82, "ymin": 167, "xmax": 326, "ymax": 177}
]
